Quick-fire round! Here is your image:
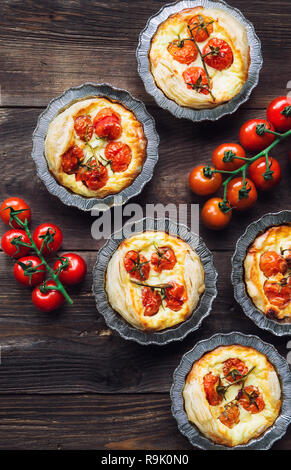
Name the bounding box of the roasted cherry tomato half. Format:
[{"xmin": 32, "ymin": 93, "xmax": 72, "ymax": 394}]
[
  {"xmin": 141, "ymin": 287, "xmax": 162, "ymax": 317},
  {"xmin": 76, "ymin": 159, "xmax": 109, "ymax": 190},
  {"xmin": 267, "ymin": 96, "xmax": 291, "ymax": 133},
  {"xmin": 182, "ymin": 66, "xmax": 210, "ymax": 94},
  {"xmin": 201, "ymin": 198, "xmax": 232, "ymax": 230},
  {"xmin": 203, "ymin": 372, "xmax": 223, "ymax": 406},
  {"xmin": 54, "ymin": 253, "xmax": 87, "ymax": 286},
  {"xmin": 167, "ymin": 38, "xmax": 198, "ymax": 65},
  {"xmin": 13, "ymin": 255, "xmax": 45, "ymax": 287},
  {"xmin": 212, "ymin": 143, "xmax": 247, "ymax": 172},
  {"xmin": 94, "ymin": 108, "xmax": 120, "ymax": 123},
  {"xmin": 32, "ymin": 280, "xmax": 64, "ymax": 312},
  {"xmin": 93, "ymin": 108, "xmax": 122, "ymax": 140},
  {"xmin": 203, "ymin": 38, "xmax": 233, "ymax": 70},
  {"xmin": 249, "ymin": 156, "xmax": 282, "ymax": 191},
  {"xmin": 226, "ymin": 177, "xmax": 257, "ymax": 211},
  {"xmin": 239, "ymin": 119, "xmax": 275, "ymax": 153},
  {"xmin": 124, "ymin": 250, "xmax": 150, "ymax": 281},
  {"xmin": 104, "ymin": 142, "xmax": 132, "ymax": 172},
  {"xmin": 263, "ymin": 279, "xmax": 291, "ymax": 310},
  {"xmin": 61, "ymin": 145, "xmax": 84, "ymax": 174},
  {"xmin": 259, "ymin": 251, "xmax": 287, "ymax": 278},
  {"xmin": 1, "ymin": 229, "xmax": 31, "ymax": 258},
  {"xmin": 188, "ymin": 165, "xmax": 222, "ymax": 196},
  {"xmin": 33, "ymin": 223, "xmax": 63, "ymax": 256},
  {"xmin": 0, "ymin": 197, "xmax": 31, "ymax": 228},
  {"xmin": 151, "ymin": 246, "xmax": 177, "ymax": 273},
  {"xmin": 164, "ymin": 281, "xmax": 187, "ymax": 311},
  {"xmin": 219, "ymin": 404, "xmax": 240, "ymax": 429},
  {"xmin": 223, "ymin": 358, "xmax": 248, "ymax": 383},
  {"xmin": 237, "ymin": 386, "xmax": 265, "ymax": 414},
  {"xmin": 74, "ymin": 115, "xmax": 93, "ymax": 141},
  {"xmin": 188, "ymin": 14, "xmax": 214, "ymax": 42}
]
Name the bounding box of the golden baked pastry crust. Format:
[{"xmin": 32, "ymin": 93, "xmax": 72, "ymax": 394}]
[
  {"xmin": 244, "ymin": 224, "xmax": 291, "ymax": 320},
  {"xmin": 149, "ymin": 6, "xmax": 250, "ymax": 109},
  {"xmin": 45, "ymin": 97, "xmax": 147, "ymax": 198},
  {"xmin": 105, "ymin": 231, "xmax": 205, "ymax": 332},
  {"xmin": 183, "ymin": 345, "xmax": 281, "ymax": 447}
]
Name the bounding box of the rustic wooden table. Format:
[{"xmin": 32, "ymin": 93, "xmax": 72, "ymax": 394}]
[{"xmin": 0, "ymin": 0, "xmax": 290, "ymax": 450}]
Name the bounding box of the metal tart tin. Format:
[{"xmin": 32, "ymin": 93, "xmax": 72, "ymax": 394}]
[
  {"xmin": 232, "ymin": 211, "xmax": 291, "ymax": 337},
  {"xmin": 92, "ymin": 217, "xmax": 217, "ymax": 345},
  {"xmin": 136, "ymin": 0, "xmax": 262, "ymax": 122},
  {"xmin": 171, "ymin": 332, "xmax": 291, "ymax": 450},
  {"xmin": 32, "ymin": 83, "xmax": 159, "ymax": 211}
]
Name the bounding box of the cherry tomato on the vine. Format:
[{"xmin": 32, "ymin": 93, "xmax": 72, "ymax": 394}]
[
  {"xmin": 32, "ymin": 280, "xmax": 64, "ymax": 312},
  {"xmin": 1, "ymin": 229, "xmax": 31, "ymax": 258},
  {"xmin": 74, "ymin": 115, "xmax": 93, "ymax": 141},
  {"xmin": 54, "ymin": 253, "xmax": 87, "ymax": 286},
  {"xmin": 249, "ymin": 156, "xmax": 282, "ymax": 191},
  {"xmin": 13, "ymin": 255, "xmax": 45, "ymax": 287},
  {"xmin": 189, "ymin": 165, "xmax": 222, "ymax": 196},
  {"xmin": 239, "ymin": 119, "xmax": 275, "ymax": 153},
  {"xmin": 188, "ymin": 15, "xmax": 214, "ymax": 43},
  {"xmin": 212, "ymin": 143, "xmax": 247, "ymax": 171},
  {"xmin": 203, "ymin": 38, "xmax": 233, "ymax": 71},
  {"xmin": 105, "ymin": 142, "xmax": 132, "ymax": 173},
  {"xmin": 201, "ymin": 197, "xmax": 232, "ymax": 230},
  {"xmin": 167, "ymin": 38, "xmax": 198, "ymax": 65},
  {"xmin": 226, "ymin": 177, "xmax": 257, "ymax": 211},
  {"xmin": 267, "ymin": 96, "xmax": 291, "ymax": 133},
  {"xmin": 142, "ymin": 287, "xmax": 162, "ymax": 317},
  {"xmin": 0, "ymin": 197, "xmax": 31, "ymax": 228},
  {"xmin": 33, "ymin": 223, "xmax": 63, "ymax": 256},
  {"xmin": 182, "ymin": 67, "xmax": 210, "ymax": 94}
]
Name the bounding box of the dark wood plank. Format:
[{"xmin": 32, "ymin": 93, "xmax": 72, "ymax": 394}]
[
  {"xmin": 0, "ymin": 393, "xmax": 288, "ymax": 450},
  {"xmin": 0, "ymin": 0, "xmax": 290, "ymax": 107},
  {"xmin": 0, "ymin": 107, "xmax": 290, "ymax": 252}
]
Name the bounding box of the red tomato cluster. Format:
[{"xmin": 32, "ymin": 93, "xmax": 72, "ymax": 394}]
[
  {"xmin": 188, "ymin": 96, "xmax": 291, "ymax": 230},
  {"xmin": 0, "ymin": 197, "xmax": 87, "ymax": 312}
]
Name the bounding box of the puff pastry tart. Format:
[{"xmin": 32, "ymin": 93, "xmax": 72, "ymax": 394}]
[
  {"xmin": 244, "ymin": 224, "xmax": 291, "ymax": 320},
  {"xmin": 183, "ymin": 345, "xmax": 281, "ymax": 447},
  {"xmin": 45, "ymin": 97, "xmax": 147, "ymax": 198},
  {"xmin": 149, "ymin": 7, "xmax": 250, "ymax": 109},
  {"xmin": 105, "ymin": 231, "xmax": 205, "ymax": 331}
]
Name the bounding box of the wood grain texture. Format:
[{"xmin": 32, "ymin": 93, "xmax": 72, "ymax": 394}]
[{"xmin": 0, "ymin": 0, "xmax": 290, "ymax": 450}]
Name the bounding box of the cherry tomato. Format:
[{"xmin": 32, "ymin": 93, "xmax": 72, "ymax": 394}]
[
  {"xmin": 32, "ymin": 280, "xmax": 64, "ymax": 312},
  {"xmin": 267, "ymin": 96, "xmax": 291, "ymax": 132},
  {"xmin": 94, "ymin": 108, "xmax": 120, "ymax": 123},
  {"xmin": 0, "ymin": 197, "xmax": 31, "ymax": 228},
  {"xmin": 203, "ymin": 372, "xmax": 223, "ymax": 406},
  {"xmin": 93, "ymin": 112, "xmax": 122, "ymax": 140},
  {"xmin": 203, "ymin": 38, "xmax": 233, "ymax": 70},
  {"xmin": 151, "ymin": 246, "xmax": 176, "ymax": 273},
  {"xmin": 188, "ymin": 14, "xmax": 214, "ymax": 42},
  {"xmin": 223, "ymin": 358, "xmax": 248, "ymax": 383},
  {"xmin": 104, "ymin": 142, "xmax": 132, "ymax": 172},
  {"xmin": 33, "ymin": 223, "xmax": 63, "ymax": 256},
  {"xmin": 189, "ymin": 165, "xmax": 222, "ymax": 196},
  {"xmin": 263, "ymin": 279, "xmax": 291, "ymax": 309},
  {"xmin": 212, "ymin": 143, "xmax": 247, "ymax": 171},
  {"xmin": 54, "ymin": 253, "xmax": 87, "ymax": 286},
  {"xmin": 237, "ymin": 386, "xmax": 265, "ymax": 414},
  {"xmin": 259, "ymin": 251, "xmax": 287, "ymax": 278},
  {"xmin": 1, "ymin": 229, "xmax": 31, "ymax": 258},
  {"xmin": 239, "ymin": 119, "xmax": 275, "ymax": 153},
  {"xmin": 141, "ymin": 287, "xmax": 162, "ymax": 317},
  {"xmin": 219, "ymin": 404, "xmax": 240, "ymax": 429},
  {"xmin": 164, "ymin": 281, "xmax": 187, "ymax": 311},
  {"xmin": 61, "ymin": 145, "xmax": 84, "ymax": 174},
  {"xmin": 124, "ymin": 250, "xmax": 150, "ymax": 281},
  {"xmin": 167, "ymin": 38, "xmax": 198, "ymax": 65},
  {"xmin": 249, "ymin": 156, "xmax": 282, "ymax": 191},
  {"xmin": 74, "ymin": 115, "xmax": 93, "ymax": 141},
  {"xmin": 182, "ymin": 67, "xmax": 210, "ymax": 94},
  {"xmin": 226, "ymin": 177, "xmax": 257, "ymax": 211},
  {"xmin": 201, "ymin": 198, "xmax": 232, "ymax": 230},
  {"xmin": 76, "ymin": 159, "xmax": 108, "ymax": 191},
  {"xmin": 13, "ymin": 255, "xmax": 45, "ymax": 287}
]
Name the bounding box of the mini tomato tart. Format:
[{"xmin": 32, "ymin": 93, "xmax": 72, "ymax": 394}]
[
  {"xmin": 44, "ymin": 97, "xmax": 147, "ymax": 198},
  {"xmin": 105, "ymin": 231, "xmax": 205, "ymax": 332},
  {"xmin": 244, "ymin": 224, "xmax": 291, "ymax": 320},
  {"xmin": 183, "ymin": 345, "xmax": 281, "ymax": 447},
  {"xmin": 149, "ymin": 6, "xmax": 250, "ymax": 109}
]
